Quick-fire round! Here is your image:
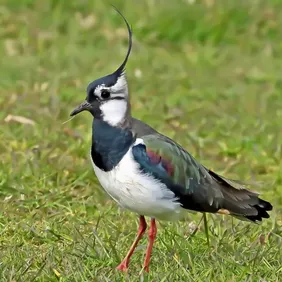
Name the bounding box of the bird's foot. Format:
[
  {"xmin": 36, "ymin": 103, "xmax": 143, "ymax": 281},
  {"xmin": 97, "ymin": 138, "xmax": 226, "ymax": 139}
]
[
  {"xmin": 144, "ymin": 265, "xmax": 149, "ymax": 272},
  {"xmin": 116, "ymin": 261, "xmax": 129, "ymax": 272}
]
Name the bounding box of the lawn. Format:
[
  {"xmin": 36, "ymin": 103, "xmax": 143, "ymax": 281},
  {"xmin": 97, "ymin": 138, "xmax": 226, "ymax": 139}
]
[{"xmin": 0, "ymin": 0, "xmax": 282, "ymax": 281}]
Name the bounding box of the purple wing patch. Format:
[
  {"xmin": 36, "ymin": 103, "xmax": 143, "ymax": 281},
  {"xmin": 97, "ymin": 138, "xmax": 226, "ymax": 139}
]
[{"xmin": 146, "ymin": 149, "xmax": 174, "ymax": 176}]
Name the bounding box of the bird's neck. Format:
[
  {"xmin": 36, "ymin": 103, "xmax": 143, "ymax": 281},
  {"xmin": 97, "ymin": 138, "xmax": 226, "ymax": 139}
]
[{"xmin": 91, "ymin": 119, "xmax": 135, "ymax": 171}]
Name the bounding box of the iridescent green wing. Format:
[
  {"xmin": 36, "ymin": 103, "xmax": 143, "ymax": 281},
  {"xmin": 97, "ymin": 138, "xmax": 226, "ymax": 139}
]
[{"xmin": 132, "ymin": 134, "xmax": 222, "ymax": 212}]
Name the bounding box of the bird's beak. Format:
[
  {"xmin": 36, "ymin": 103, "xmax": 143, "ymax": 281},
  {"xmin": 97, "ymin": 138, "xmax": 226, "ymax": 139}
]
[{"xmin": 70, "ymin": 100, "xmax": 92, "ymax": 116}]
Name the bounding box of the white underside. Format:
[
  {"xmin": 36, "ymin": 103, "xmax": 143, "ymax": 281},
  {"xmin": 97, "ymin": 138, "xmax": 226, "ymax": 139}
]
[{"xmin": 91, "ymin": 138, "xmax": 186, "ymax": 221}]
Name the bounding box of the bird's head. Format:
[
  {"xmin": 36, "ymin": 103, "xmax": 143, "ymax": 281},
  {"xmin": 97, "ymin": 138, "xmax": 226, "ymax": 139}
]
[{"xmin": 70, "ymin": 8, "xmax": 132, "ymax": 127}]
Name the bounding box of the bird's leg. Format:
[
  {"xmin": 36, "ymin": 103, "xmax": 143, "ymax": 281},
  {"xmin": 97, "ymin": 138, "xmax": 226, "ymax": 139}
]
[
  {"xmin": 143, "ymin": 218, "xmax": 157, "ymax": 272},
  {"xmin": 116, "ymin": 215, "xmax": 147, "ymax": 272}
]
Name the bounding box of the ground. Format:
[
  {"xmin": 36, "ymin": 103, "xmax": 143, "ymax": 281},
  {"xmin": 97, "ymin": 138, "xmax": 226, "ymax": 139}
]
[{"xmin": 1, "ymin": 0, "xmax": 282, "ymax": 281}]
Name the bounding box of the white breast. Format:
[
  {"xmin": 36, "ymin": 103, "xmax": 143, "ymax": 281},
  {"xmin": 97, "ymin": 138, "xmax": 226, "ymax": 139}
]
[{"xmin": 91, "ymin": 138, "xmax": 184, "ymax": 221}]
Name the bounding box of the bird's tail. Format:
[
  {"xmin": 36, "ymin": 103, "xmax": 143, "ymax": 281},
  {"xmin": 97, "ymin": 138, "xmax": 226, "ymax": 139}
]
[{"xmin": 209, "ymin": 170, "xmax": 273, "ymax": 222}]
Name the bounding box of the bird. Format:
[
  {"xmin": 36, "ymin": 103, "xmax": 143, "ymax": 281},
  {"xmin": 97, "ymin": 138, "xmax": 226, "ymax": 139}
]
[{"xmin": 70, "ymin": 8, "xmax": 273, "ymax": 273}]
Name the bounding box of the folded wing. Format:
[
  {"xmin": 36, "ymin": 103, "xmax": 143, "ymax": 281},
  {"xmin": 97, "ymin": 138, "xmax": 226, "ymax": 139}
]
[{"xmin": 132, "ymin": 134, "xmax": 272, "ymax": 222}]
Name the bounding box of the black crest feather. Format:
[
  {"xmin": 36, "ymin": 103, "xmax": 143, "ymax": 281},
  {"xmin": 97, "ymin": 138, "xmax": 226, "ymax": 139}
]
[{"xmin": 111, "ymin": 6, "xmax": 132, "ymax": 76}]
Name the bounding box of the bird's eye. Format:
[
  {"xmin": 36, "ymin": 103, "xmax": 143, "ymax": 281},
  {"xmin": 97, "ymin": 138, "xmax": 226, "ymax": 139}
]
[{"xmin": 101, "ymin": 89, "xmax": 110, "ymax": 99}]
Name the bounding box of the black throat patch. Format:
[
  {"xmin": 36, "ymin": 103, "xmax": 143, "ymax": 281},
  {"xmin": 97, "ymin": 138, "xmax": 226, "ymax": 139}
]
[{"xmin": 91, "ymin": 119, "xmax": 135, "ymax": 171}]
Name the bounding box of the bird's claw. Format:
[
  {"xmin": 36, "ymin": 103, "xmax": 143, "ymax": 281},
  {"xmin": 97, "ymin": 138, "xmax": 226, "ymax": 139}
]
[
  {"xmin": 116, "ymin": 262, "xmax": 129, "ymax": 272},
  {"xmin": 144, "ymin": 265, "xmax": 149, "ymax": 272}
]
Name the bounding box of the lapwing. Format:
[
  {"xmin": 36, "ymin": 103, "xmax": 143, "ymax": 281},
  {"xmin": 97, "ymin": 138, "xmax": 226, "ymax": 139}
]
[{"xmin": 70, "ymin": 8, "xmax": 273, "ymax": 272}]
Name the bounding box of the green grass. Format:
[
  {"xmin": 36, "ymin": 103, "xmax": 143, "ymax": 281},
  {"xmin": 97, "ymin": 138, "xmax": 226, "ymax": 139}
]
[{"xmin": 1, "ymin": 0, "xmax": 282, "ymax": 281}]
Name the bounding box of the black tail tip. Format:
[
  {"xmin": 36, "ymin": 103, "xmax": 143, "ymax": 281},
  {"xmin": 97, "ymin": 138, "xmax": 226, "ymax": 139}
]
[{"xmin": 246, "ymin": 199, "xmax": 273, "ymax": 222}]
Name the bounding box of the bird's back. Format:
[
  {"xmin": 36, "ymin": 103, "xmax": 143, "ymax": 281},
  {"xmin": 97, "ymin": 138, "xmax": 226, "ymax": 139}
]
[{"xmin": 131, "ymin": 118, "xmax": 272, "ymax": 222}]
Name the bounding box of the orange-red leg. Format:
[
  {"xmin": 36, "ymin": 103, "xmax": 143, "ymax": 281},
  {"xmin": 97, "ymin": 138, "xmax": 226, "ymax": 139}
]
[
  {"xmin": 116, "ymin": 215, "xmax": 147, "ymax": 272},
  {"xmin": 143, "ymin": 218, "xmax": 157, "ymax": 272}
]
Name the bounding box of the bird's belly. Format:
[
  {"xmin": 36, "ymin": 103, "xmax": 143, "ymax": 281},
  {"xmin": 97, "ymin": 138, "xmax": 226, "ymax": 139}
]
[{"xmin": 91, "ymin": 150, "xmax": 184, "ymax": 221}]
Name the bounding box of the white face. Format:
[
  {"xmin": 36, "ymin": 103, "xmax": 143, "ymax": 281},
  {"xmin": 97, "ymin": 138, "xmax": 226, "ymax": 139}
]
[
  {"xmin": 94, "ymin": 74, "xmax": 128, "ymax": 100},
  {"xmin": 95, "ymin": 75, "xmax": 129, "ymax": 126},
  {"xmin": 100, "ymin": 99, "xmax": 128, "ymax": 126}
]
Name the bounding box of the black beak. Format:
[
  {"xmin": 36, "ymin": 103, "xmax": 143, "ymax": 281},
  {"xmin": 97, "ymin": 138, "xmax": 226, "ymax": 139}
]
[{"xmin": 70, "ymin": 100, "xmax": 92, "ymax": 116}]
